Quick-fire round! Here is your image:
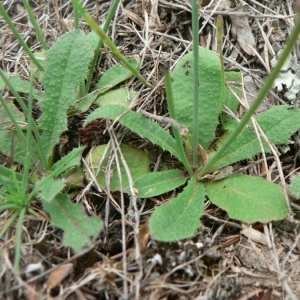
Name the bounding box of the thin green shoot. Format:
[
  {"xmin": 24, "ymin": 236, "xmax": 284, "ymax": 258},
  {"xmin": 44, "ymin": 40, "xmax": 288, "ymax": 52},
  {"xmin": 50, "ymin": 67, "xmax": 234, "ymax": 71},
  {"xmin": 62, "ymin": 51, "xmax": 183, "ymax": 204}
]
[
  {"xmin": 0, "ymin": 211, "xmax": 19, "ymax": 239},
  {"xmin": 0, "ymin": 93, "xmax": 27, "ymax": 146},
  {"xmin": 0, "ymin": 70, "xmax": 47, "ymax": 169},
  {"xmin": 216, "ymin": 15, "xmax": 226, "ymax": 125},
  {"xmin": 22, "ymin": 72, "xmax": 35, "ymax": 201},
  {"xmin": 199, "ymin": 8, "xmax": 300, "ymax": 176},
  {"xmin": 86, "ymin": 0, "xmax": 121, "ymax": 92},
  {"xmin": 74, "ymin": 6, "xmax": 79, "ymax": 30},
  {"xmin": 22, "ymin": 0, "xmax": 48, "ymax": 50},
  {"xmin": 12, "ymin": 171, "xmax": 23, "ymax": 202},
  {"xmin": 192, "ymin": 0, "xmax": 200, "ymax": 168},
  {"xmin": 14, "ymin": 207, "xmax": 26, "ymax": 274},
  {"xmin": 0, "ymin": 70, "xmax": 29, "ymax": 115},
  {"xmin": 0, "ymin": 165, "xmax": 23, "ymax": 182},
  {"xmin": 0, "ymin": 4, "xmax": 44, "ymax": 72},
  {"xmin": 71, "ymin": 0, "xmax": 152, "ymax": 88},
  {"xmin": 164, "ymin": 67, "xmax": 193, "ymax": 175}
]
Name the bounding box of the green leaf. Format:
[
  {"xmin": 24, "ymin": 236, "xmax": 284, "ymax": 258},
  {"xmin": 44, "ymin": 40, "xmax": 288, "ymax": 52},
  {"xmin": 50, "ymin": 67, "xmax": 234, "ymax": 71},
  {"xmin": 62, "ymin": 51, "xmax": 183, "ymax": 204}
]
[
  {"xmin": 39, "ymin": 30, "xmax": 93, "ymax": 157},
  {"xmin": 134, "ymin": 170, "xmax": 187, "ymax": 198},
  {"xmin": 84, "ymin": 105, "xmax": 182, "ymax": 162},
  {"xmin": 0, "ymin": 128, "xmax": 29, "ymax": 166},
  {"xmin": 0, "ymin": 101, "xmax": 25, "ymax": 127},
  {"xmin": 64, "ymin": 166, "xmax": 85, "ymax": 189},
  {"xmin": 87, "ymin": 144, "xmax": 152, "ymax": 191},
  {"xmin": 205, "ymin": 175, "xmax": 288, "ymax": 223},
  {"xmin": 77, "ymin": 88, "xmax": 136, "ymax": 112},
  {"xmin": 87, "ymin": 30, "xmax": 101, "ymax": 52},
  {"xmin": 95, "ymin": 58, "xmax": 140, "ymax": 94},
  {"xmin": 0, "ymin": 74, "xmax": 44, "ymax": 101},
  {"xmin": 256, "ymin": 105, "xmax": 300, "ymax": 144},
  {"xmin": 208, "ymin": 105, "xmax": 300, "ymax": 172},
  {"xmin": 37, "ymin": 178, "xmax": 65, "ymax": 202},
  {"xmin": 76, "ymin": 93, "xmax": 98, "ymax": 112},
  {"xmin": 150, "ymin": 178, "xmax": 205, "ymax": 241},
  {"xmin": 29, "ymin": 50, "xmax": 47, "ymax": 81},
  {"xmin": 95, "ymin": 88, "xmax": 136, "ymax": 107},
  {"xmin": 52, "ymin": 146, "xmax": 85, "ymax": 174},
  {"xmin": 171, "ymin": 47, "xmax": 222, "ymax": 150},
  {"xmin": 42, "ymin": 193, "xmax": 103, "ymax": 252},
  {"xmin": 290, "ymin": 175, "xmax": 300, "ymax": 198}
]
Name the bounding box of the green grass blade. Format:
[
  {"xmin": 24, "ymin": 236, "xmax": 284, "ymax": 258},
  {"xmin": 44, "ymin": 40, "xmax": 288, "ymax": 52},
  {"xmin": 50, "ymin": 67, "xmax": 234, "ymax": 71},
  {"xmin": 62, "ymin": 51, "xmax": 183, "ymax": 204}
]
[
  {"xmin": 0, "ymin": 165, "xmax": 23, "ymax": 183},
  {"xmin": 70, "ymin": 0, "xmax": 152, "ymax": 88},
  {"xmin": 0, "ymin": 4, "xmax": 44, "ymax": 71},
  {"xmin": 0, "ymin": 94, "xmax": 26, "ymax": 145},
  {"xmin": 14, "ymin": 207, "xmax": 26, "ymax": 275},
  {"xmin": 22, "ymin": 72, "xmax": 35, "ymax": 200},
  {"xmin": 86, "ymin": 0, "xmax": 121, "ymax": 92},
  {"xmin": 216, "ymin": 15, "xmax": 226, "ymax": 122},
  {"xmin": 22, "ymin": 0, "xmax": 48, "ymax": 50},
  {"xmin": 74, "ymin": 5, "xmax": 79, "ymax": 30},
  {"xmin": 0, "ymin": 211, "xmax": 19, "ymax": 239},
  {"xmin": 0, "ymin": 70, "xmax": 46, "ymax": 168},
  {"xmin": 0, "ymin": 70, "xmax": 29, "ymax": 115},
  {"xmin": 192, "ymin": 0, "xmax": 200, "ymax": 167}
]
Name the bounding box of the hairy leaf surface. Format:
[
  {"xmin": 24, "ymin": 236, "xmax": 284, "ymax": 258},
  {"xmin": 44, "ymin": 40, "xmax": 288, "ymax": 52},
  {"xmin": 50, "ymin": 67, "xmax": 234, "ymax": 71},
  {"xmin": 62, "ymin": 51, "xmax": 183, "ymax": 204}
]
[
  {"xmin": 290, "ymin": 174, "xmax": 300, "ymax": 198},
  {"xmin": 95, "ymin": 58, "xmax": 139, "ymax": 94},
  {"xmin": 134, "ymin": 170, "xmax": 187, "ymax": 198},
  {"xmin": 40, "ymin": 31, "xmax": 93, "ymax": 157},
  {"xmin": 205, "ymin": 175, "xmax": 288, "ymax": 223},
  {"xmin": 171, "ymin": 47, "xmax": 222, "ymax": 150},
  {"xmin": 42, "ymin": 193, "xmax": 102, "ymax": 252},
  {"xmin": 150, "ymin": 178, "xmax": 205, "ymax": 241},
  {"xmin": 208, "ymin": 105, "xmax": 300, "ymax": 172}
]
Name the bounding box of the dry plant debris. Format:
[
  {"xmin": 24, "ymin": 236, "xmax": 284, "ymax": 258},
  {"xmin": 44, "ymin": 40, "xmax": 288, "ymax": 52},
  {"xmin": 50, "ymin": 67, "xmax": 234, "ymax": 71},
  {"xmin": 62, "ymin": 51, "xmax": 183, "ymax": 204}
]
[{"xmin": 1, "ymin": 0, "xmax": 300, "ymax": 299}]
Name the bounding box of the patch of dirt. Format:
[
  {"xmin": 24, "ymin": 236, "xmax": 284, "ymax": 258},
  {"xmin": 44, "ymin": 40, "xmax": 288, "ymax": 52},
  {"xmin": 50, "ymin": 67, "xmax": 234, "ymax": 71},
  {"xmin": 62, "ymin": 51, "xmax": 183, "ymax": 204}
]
[{"xmin": 1, "ymin": 0, "xmax": 300, "ymax": 299}]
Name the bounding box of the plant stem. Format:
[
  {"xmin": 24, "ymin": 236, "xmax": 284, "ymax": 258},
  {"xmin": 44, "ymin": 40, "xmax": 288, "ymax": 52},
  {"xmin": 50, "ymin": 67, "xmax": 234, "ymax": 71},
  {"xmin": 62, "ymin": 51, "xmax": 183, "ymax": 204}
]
[
  {"xmin": 216, "ymin": 15, "xmax": 226, "ymax": 125},
  {"xmin": 192, "ymin": 0, "xmax": 200, "ymax": 168},
  {"xmin": 74, "ymin": 6, "xmax": 79, "ymax": 30},
  {"xmin": 0, "ymin": 4, "xmax": 44, "ymax": 72},
  {"xmin": 0, "ymin": 93, "xmax": 27, "ymax": 145},
  {"xmin": 14, "ymin": 207, "xmax": 26, "ymax": 275},
  {"xmin": 0, "ymin": 211, "xmax": 19, "ymax": 239},
  {"xmin": 22, "ymin": 0, "xmax": 48, "ymax": 50},
  {"xmin": 0, "ymin": 165, "xmax": 23, "ymax": 182},
  {"xmin": 0, "ymin": 69, "xmax": 47, "ymax": 169},
  {"xmin": 71, "ymin": 0, "xmax": 152, "ymax": 88},
  {"xmin": 22, "ymin": 73, "xmax": 34, "ymax": 200},
  {"xmin": 164, "ymin": 67, "xmax": 193, "ymax": 175},
  {"xmin": 199, "ymin": 9, "xmax": 300, "ymax": 176},
  {"xmin": 86, "ymin": 0, "xmax": 121, "ymax": 92}
]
